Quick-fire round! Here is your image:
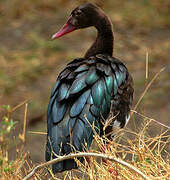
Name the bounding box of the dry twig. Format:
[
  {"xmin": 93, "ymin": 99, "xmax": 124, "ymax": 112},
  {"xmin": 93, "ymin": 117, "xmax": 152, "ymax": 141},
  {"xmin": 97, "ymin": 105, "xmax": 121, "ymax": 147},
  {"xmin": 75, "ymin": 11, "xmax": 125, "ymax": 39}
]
[{"xmin": 23, "ymin": 152, "xmax": 151, "ymax": 180}]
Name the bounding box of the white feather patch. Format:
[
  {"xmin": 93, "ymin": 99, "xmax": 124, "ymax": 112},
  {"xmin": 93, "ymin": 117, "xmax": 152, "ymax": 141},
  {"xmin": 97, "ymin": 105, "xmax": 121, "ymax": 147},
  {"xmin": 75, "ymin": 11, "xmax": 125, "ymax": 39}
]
[
  {"xmin": 113, "ymin": 120, "xmax": 121, "ymax": 128},
  {"xmin": 125, "ymin": 114, "xmax": 130, "ymax": 126}
]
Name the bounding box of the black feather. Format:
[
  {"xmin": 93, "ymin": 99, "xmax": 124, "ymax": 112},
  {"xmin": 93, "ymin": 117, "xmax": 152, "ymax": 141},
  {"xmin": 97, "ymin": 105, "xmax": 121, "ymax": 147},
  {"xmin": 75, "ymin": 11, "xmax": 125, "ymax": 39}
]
[
  {"xmin": 70, "ymin": 90, "xmax": 90, "ymax": 117},
  {"xmin": 52, "ymin": 101, "xmax": 68, "ymax": 124},
  {"xmin": 57, "ymin": 83, "xmax": 70, "ymax": 101}
]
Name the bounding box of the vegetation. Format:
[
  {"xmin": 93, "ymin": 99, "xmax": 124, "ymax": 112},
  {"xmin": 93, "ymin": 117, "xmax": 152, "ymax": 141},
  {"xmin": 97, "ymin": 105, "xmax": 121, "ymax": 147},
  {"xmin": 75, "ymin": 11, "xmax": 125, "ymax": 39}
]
[
  {"xmin": 0, "ymin": 0, "xmax": 169, "ymax": 179},
  {"xmin": 0, "ymin": 98, "xmax": 169, "ymax": 179}
]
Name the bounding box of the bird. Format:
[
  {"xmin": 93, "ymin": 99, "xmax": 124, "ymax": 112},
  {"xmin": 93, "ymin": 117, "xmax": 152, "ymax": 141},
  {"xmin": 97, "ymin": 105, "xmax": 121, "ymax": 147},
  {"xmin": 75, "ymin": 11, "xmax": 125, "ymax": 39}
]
[{"xmin": 45, "ymin": 3, "xmax": 134, "ymax": 173}]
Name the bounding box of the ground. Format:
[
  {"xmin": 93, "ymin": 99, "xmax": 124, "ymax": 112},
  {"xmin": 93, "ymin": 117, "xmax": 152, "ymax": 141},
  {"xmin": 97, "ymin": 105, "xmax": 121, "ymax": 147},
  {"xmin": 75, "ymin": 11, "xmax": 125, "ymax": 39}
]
[{"xmin": 0, "ymin": 0, "xmax": 170, "ymax": 166}]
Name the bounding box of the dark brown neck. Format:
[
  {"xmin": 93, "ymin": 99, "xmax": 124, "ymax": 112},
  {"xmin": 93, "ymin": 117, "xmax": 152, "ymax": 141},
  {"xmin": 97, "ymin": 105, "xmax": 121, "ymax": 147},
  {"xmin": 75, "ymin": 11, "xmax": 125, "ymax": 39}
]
[{"xmin": 85, "ymin": 15, "xmax": 114, "ymax": 58}]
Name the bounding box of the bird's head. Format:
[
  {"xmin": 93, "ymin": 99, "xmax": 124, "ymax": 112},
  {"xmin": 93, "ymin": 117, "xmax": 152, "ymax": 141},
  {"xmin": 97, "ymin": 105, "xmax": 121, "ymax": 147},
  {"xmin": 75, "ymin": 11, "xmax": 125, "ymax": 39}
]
[{"xmin": 52, "ymin": 3, "xmax": 103, "ymax": 40}]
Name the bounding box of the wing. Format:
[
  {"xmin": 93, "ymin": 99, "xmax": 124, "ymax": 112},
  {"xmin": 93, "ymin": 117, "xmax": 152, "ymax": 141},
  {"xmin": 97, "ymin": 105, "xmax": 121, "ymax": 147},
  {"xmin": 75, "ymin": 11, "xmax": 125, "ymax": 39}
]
[{"xmin": 45, "ymin": 54, "xmax": 133, "ymax": 172}]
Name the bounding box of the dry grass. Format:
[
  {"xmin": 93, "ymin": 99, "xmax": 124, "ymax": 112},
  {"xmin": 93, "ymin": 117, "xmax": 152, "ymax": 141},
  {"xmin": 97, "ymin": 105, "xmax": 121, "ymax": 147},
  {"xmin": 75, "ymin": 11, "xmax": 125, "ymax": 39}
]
[
  {"xmin": 22, "ymin": 125, "xmax": 170, "ymax": 180},
  {"xmin": 0, "ymin": 109, "xmax": 169, "ymax": 179}
]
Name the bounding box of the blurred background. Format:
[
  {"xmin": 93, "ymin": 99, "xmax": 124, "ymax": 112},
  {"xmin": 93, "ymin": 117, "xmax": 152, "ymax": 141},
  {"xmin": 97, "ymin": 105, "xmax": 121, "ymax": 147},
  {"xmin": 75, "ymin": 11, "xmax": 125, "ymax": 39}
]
[{"xmin": 0, "ymin": 0, "xmax": 170, "ymax": 165}]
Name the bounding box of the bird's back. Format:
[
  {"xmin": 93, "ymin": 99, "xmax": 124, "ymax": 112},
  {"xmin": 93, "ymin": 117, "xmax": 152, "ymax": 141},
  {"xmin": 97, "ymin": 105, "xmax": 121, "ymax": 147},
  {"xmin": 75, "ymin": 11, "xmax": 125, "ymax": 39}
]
[{"xmin": 46, "ymin": 54, "xmax": 133, "ymax": 172}]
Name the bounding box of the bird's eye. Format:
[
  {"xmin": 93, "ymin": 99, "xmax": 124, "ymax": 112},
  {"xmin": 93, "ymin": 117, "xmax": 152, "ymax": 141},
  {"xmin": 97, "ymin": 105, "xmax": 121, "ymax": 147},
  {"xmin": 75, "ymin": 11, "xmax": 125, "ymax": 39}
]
[{"xmin": 76, "ymin": 10, "xmax": 82, "ymax": 16}]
